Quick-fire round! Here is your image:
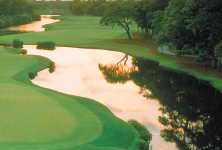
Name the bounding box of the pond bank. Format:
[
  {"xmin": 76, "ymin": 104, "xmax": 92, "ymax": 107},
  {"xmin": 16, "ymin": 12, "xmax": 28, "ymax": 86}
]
[{"xmin": 113, "ymin": 38, "xmax": 222, "ymax": 92}]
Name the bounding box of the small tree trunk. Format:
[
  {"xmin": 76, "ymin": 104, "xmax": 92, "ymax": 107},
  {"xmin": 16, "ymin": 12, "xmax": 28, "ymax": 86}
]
[
  {"xmin": 144, "ymin": 28, "xmax": 149, "ymax": 37},
  {"xmin": 126, "ymin": 29, "xmax": 132, "ymax": 40}
]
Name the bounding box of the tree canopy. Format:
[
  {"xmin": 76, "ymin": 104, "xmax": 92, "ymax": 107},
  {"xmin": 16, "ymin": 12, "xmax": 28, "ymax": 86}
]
[
  {"xmin": 0, "ymin": 0, "xmax": 39, "ymax": 28},
  {"xmin": 100, "ymin": 0, "xmax": 135, "ymax": 40}
]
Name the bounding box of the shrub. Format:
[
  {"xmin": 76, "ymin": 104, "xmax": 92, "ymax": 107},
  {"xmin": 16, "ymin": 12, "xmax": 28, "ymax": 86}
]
[
  {"xmin": 29, "ymin": 72, "xmax": 37, "ymax": 79},
  {"xmin": 20, "ymin": 49, "xmax": 27, "ymax": 55},
  {"xmin": 37, "ymin": 41, "xmax": 56, "ymax": 50},
  {"xmin": 128, "ymin": 120, "xmax": 152, "ymax": 142},
  {"xmin": 49, "ymin": 61, "xmax": 56, "ymax": 73},
  {"xmin": 138, "ymin": 139, "xmax": 150, "ymax": 150},
  {"xmin": 128, "ymin": 120, "xmax": 152, "ymax": 150},
  {"xmin": 13, "ymin": 39, "xmax": 23, "ymax": 48}
]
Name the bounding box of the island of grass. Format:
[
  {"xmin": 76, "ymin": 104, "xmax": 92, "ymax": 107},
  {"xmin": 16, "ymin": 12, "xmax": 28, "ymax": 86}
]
[
  {"xmin": 1, "ymin": 15, "xmax": 222, "ymax": 92},
  {"xmin": 0, "ymin": 47, "xmax": 139, "ymax": 150}
]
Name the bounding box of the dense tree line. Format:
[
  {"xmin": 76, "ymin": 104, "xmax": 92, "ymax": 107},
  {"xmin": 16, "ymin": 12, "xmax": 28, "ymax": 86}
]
[
  {"xmin": 71, "ymin": 0, "xmax": 222, "ymax": 70},
  {"xmin": 0, "ymin": 0, "xmax": 39, "ymax": 29},
  {"xmin": 33, "ymin": 1, "xmax": 72, "ymax": 15},
  {"xmin": 70, "ymin": 0, "xmax": 109, "ymax": 16},
  {"xmin": 152, "ymin": 0, "xmax": 222, "ymax": 66}
]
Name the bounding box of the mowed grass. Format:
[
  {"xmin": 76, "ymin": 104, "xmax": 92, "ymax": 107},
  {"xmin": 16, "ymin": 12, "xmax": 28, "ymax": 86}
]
[
  {"xmin": 1, "ymin": 15, "xmax": 222, "ymax": 91},
  {"xmin": 0, "ymin": 48, "xmax": 138, "ymax": 150}
]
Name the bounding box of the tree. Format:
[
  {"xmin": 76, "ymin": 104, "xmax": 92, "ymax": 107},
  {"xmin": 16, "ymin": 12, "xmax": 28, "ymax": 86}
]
[
  {"xmin": 134, "ymin": 0, "xmax": 169, "ymax": 35},
  {"xmin": 100, "ymin": 0, "xmax": 135, "ymax": 40},
  {"xmin": 0, "ymin": 0, "xmax": 34, "ymax": 15},
  {"xmin": 0, "ymin": 0, "xmax": 38, "ymax": 28},
  {"xmin": 215, "ymin": 41, "xmax": 222, "ymax": 71},
  {"xmin": 152, "ymin": 0, "xmax": 222, "ymax": 62}
]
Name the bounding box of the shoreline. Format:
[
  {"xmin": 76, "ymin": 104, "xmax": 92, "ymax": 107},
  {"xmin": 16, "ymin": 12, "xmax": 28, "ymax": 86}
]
[{"xmin": 1, "ymin": 15, "xmax": 222, "ymax": 92}]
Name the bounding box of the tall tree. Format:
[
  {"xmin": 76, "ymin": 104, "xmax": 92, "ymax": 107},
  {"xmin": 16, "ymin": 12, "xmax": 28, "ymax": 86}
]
[
  {"xmin": 134, "ymin": 0, "xmax": 169, "ymax": 35},
  {"xmin": 152, "ymin": 0, "xmax": 222, "ymax": 61}
]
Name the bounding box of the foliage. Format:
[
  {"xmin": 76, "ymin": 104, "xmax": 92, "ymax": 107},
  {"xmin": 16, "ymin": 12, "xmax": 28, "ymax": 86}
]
[
  {"xmin": 12, "ymin": 39, "xmax": 23, "ymax": 48},
  {"xmin": 48, "ymin": 61, "xmax": 56, "ymax": 73},
  {"xmin": 153, "ymin": 0, "xmax": 222, "ymax": 58},
  {"xmin": 100, "ymin": 0, "xmax": 135, "ymax": 40},
  {"xmin": 37, "ymin": 41, "xmax": 56, "ymax": 50},
  {"xmin": 138, "ymin": 139, "xmax": 150, "ymax": 150},
  {"xmin": 20, "ymin": 49, "xmax": 27, "ymax": 55},
  {"xmin": 70, "ymin": 0, "xmax": 108, "ymax": 16},
  {"xmin": 33, "ymin": 1, "xmax": 72, "ymax": 15},
  {"xmin": 134, "ymin": 0, "xmax": 169, "ymax": 35},
  {"xmin": 128, "ymin": 120, "xmax": 152, "ymax": 150},
  {"xmin": 215, "ymin": 41, "xmax": 222, "ymax": 57},
  {"xmin": 0, "ymin": 0, "xmax": 39, "ymax": 29},
  {"xmin": 28, "ymin": 72, "xmax": 37, "ymax": 79},
  {"xmin": 98, "ymin": 64, "xmax": 132, "ymax": 84}
]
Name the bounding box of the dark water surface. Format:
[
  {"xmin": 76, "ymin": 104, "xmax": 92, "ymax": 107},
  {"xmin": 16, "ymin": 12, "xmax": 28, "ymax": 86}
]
[{"xmin": 108, "ymin": 58, "xmax": 222, "ymax": 150}]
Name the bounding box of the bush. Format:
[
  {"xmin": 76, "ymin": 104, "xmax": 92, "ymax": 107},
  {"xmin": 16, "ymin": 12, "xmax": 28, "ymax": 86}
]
[
  {"xmin": 138, "ymin": 139, "xmax": 150, "ymax": 150},
  {"xmin": 13, "ymin": 39, "xmax": 23, "ymax": 48},
  {"xmin": 0, "ymin": 15, "xmax": 37, "ymax": 29},
  {"xmin": 128, "ymin": 120, "xmax": 152, "ymax": 142},
  {"xmin": 20, "ymin": 49, "xmax": 27, "ymax": 55},
  {"xmin": 49, "ymin": 61, "xmax": 56, "ymax": 73},
  {"xmin": 128, "ymin": 120, "xmax": 152, "ymax": 150},
  {"xmin": 37, "ymin": 41, "xmax": 56, "ymax": 50},
  {"xmin": 29, "ymin": 72, "xmax": 37, "ymax": 79}
]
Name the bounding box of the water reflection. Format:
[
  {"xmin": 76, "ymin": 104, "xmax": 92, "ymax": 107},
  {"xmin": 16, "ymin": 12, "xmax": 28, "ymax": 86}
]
[
  {"xmin": 8, "ymin": 15, "xmax": 60, "ymax": 32},
  {"xmin": 99, "ymin": 57, "xmax": 222, "ymax": 150},
  {"xmin": 25, "ymin": 45, "xmax": 177, "ymax": 150}
]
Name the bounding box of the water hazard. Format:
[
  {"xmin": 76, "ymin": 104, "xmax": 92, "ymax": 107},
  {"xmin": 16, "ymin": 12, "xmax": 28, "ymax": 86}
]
[
  {"xmin": 11, "ymin": 15, "xmax": 222, "ymax": 150},
  {"xmin": 7, "ymin": 15, "xmax": 60, "ymax": 32}
]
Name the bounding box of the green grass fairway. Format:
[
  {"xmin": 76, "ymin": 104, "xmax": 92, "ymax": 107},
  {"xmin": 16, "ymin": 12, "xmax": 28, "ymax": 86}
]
[
  {"xmin": 0, "ymin": 48, "xmax": 138, "ymax": 150},
  {"xmin": 1, "ymin": 16, "xmax": 222, "ymax": 91}
]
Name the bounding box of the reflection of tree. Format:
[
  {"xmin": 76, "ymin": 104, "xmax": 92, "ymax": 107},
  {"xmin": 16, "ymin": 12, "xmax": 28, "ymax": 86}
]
[
  {"xmin": 159, "ymin": 106, "xmax": 203, "ymax": 150},
  {"xmin": 98, "ymin": 57, "xmax": 222, "ymax": 150},
  {"xmin": 132, "ymin": 58, "xmax": 222, "ymax": 150},
  {"xmin": 99, "ymin": 63, "xmax": 130, "ymax": 83},
  {"xmin": 98, "ymin": 54, "xmax": 135, "ymax": 84},
  {"xmin": 117, "ymin": 54, "xmax": 129, "ymax": 65}
]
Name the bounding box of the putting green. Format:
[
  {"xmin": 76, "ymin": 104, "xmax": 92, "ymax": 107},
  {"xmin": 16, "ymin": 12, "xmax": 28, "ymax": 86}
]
[
  {"xmin": 0, "ymin": 83, "xmax": 75, "ymax": 142},
  {"xmin": 0, "ymin": 47, "xmax": 138, "ymax": 150}
]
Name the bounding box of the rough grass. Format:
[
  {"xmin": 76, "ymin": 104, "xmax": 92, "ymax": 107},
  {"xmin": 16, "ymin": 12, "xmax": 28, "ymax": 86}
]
[
  {"xmin": 0, "ymin": 47, "xmax": 138, "ymax": 150},
  {"xmin": 0, "ymin": 15, "xmax": 222, "ymax": 91}
]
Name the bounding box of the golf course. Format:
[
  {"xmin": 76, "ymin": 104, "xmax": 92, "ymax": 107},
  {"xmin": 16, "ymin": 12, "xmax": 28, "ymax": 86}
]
[
  {"xmin": 1, "ymin": 0, "xmax": 222, "ymax": 149},
  {"xmin": 0, "ymin": 13, "xmax": 221, "ymax": 150}
]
